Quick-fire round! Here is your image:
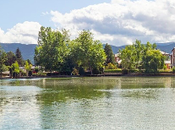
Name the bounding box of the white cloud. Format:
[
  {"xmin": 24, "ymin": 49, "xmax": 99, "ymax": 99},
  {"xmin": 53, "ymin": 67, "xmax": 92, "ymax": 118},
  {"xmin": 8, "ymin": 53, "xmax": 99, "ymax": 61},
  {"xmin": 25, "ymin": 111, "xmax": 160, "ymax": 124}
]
[
  {"xmin": 50, "ymin": 0, "xmax": 175, "ymax": 46},
  {"xmin": 0, "ymin": 21, "xmax": 41, "ymax": 44}
]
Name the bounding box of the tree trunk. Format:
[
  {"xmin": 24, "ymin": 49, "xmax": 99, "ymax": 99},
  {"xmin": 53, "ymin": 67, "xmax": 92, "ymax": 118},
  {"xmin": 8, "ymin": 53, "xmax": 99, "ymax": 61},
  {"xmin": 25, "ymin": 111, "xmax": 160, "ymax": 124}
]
[
  {"xmin": 90, "ymin": 67, "xmax": 93, "ymax": 75},
  {"xmin": 26, "ymin": 71, "xmax": 28, "ymax": 77}
]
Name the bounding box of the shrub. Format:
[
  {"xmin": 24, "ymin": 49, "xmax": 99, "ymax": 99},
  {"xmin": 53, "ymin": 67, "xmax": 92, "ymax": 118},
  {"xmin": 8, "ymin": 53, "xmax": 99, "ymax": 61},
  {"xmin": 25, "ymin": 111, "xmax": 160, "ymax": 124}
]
[
  {"xmin": 163, "ymin": 64, "xmax": 167, "ymax": 70},
  {"xmin": 20, "ymin": 69, "xmax": 27, "ymax": 76},
  {"xmin": 105, "ymin": 63, "xmax": 117, "ymax": 69},
  {"xmin": 173, "ymin": 67, "xmax": 175, "ymax": 73},
  {"xmin": 36, "ymin": 70, "xmax": 46, "ymax": 76},
  {"xmin": 35, "ymin": 67, "xmax": 39, "ymax": 73},
  {"xmin": 122, "ymin": 69, "xmax": 129, "ymax": 74},
  {"xmin": 129, "ymin": 69, "xmax": 139, "ymax": 73},
  {"xmin": 72, "ymin": 68, "xmax": 79, "ymax": 75},
  {"xmin": 158, "ymin": 69, "xmax": 171, "ymax": 73},
  {"xmin": 92, "ymin": 67, "xmax": 104, "ymax": 74},
  {"xmin": 104, "ymin": 69, "xmax": 122, "ymax": 73}
]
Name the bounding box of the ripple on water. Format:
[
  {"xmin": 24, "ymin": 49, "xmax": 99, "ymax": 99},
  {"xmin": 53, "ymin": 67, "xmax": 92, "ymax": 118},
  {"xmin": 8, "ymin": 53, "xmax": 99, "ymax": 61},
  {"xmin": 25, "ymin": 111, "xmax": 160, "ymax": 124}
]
[{"xmin": 0, "ymin": 77, "xmax": 175, "ymax": 129}]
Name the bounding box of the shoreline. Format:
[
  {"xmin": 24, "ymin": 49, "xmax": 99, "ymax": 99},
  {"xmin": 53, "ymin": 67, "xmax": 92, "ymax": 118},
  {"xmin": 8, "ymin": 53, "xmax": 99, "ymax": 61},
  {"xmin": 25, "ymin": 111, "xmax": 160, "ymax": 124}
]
[{"xmin": 1, "ymin": 72, "xmax": 175, "ymax": 79}]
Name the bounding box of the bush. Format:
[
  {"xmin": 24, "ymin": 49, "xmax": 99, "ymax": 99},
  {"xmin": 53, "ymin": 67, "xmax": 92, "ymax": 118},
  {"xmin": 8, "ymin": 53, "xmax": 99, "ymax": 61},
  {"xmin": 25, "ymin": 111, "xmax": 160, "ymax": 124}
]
[
  {"xmin": 129, "ymin": 69, "xmax": 139, "ymax": 73},
  {"xmin": 172, "ymin": 67, "xmax": 175, "ymax": 73},
  {"xmin": 122, "ymin": 69, "xmax": 129, "ymax": 74},
  {"xmin": 163, "ymin": 64, "xmax": 167, "ymax": 70},
  {"xmin": 105, "ymin": 63, "xmax": 117, "ymax": 69},
  {"xmin": 20, "ymin": 70, "xmax": 27, "ymax": 76},
  {"xmin": 104, "ymin": 69, "xmax": 122, "ymax": 73},
  {"xmin": 158, "ymin": 69, "xmax": 171, "ymax": 73},
  {"xmin": 34, "ymin": 70, "xmax": 46, "ymax": 76},
  {"xmin": 72, "ymin": 68, "xmax": 79, "ymax": 75},
  {"xmin": 92, "ymin": 67, "xmax": 104, "ymax": 74},
  {"xmin": 35, "ymin": 67, "xmax": 39, "ymax": 73}
]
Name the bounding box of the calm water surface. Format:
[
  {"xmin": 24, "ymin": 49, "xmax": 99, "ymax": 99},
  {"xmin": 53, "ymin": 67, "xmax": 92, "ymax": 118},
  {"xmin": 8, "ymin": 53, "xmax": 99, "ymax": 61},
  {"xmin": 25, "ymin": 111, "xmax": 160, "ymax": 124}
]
[{"xmin": 0, "ymin": 77, "xmax": 175, "ymax": 130}]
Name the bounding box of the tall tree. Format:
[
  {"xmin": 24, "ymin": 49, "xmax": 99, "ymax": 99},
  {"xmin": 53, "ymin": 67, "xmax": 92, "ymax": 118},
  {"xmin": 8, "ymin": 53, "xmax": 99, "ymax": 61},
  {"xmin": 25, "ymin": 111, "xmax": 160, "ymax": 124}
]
[
  {"xmin": 119, "ymin": 45, "xmax": 136, "ymax": 69},
  {"xmin": 119, "ymin": 40, "xmax": 164, "ymax": 73},
  {"xmin": 34, "ymin": 26, "xmax": 69, "ymax": 72},
  {"xmin": 0, "ymin": 46, "xmax": 7, "ymax": 77},
  {"xmin": 142, "ymin": 49, "xmax": 164, "ymax": 73},
  {"xmin": 16, "ymin": 48, "xmax": 23, "ymax": 66},
  {"xmin": 72, "ymin": 30, "xmax": 106, "ymax": 74},
  {"xmin": 5, "ymin": 51, "xmax": 16, "ymax": 66},
  {"xmin": 26, "ymin": 59, "xmax": 32, "ymax": 65},
  {"xmin": 104, "ymin": 43, "xmax": 115, "ymax": 64}
]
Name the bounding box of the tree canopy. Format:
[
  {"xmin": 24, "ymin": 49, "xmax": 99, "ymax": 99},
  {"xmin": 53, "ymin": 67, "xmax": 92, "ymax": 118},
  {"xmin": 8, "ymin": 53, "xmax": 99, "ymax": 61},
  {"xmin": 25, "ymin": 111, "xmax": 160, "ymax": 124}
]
[
  {"xmin": 34, "ymin": 26, "xmax": 69, "ymax": 72},
  {"xmin": 0, "ymin": 46, "xmax": 7, "ymax": 77},
  {"xmin": 16, "ymin": 48, "xmax": 23, "ymax": 66},
  {"xmin": 34, "ymin": 27, "xmax": 106, "ymax": 75},
  {"xmin": 104, "ymin": 43, "xmax": 115, "ymax": 65},
  {"xmin": 119, "ymin": 40, "xmax": 165, "ymax": 73},
  {"xmin": 5, "ymin": 51, "xmax": 16, "ymax": 66},
  {"xmin": 70, "ymin": 30, "xmax": 106, "ymax": 74}
]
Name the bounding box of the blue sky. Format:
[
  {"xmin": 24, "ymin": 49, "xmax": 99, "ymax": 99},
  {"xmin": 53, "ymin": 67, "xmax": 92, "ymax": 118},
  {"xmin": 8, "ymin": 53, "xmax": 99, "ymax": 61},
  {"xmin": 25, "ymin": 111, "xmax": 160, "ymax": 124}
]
[
  {"xmin": 0, "ymin": 0, "xmax": 175, "ymax": 46},
  {"xmin": 0, "ymin": 0, "xmax": 110, "ymax": 30}
]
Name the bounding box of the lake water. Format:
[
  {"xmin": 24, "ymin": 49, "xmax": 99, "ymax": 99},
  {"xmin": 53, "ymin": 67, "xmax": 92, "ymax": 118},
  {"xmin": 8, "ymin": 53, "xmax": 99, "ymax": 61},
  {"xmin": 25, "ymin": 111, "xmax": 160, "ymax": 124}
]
[{"xmin": 1, "ymin": 77, "xmax": 175, "ymax": 130}]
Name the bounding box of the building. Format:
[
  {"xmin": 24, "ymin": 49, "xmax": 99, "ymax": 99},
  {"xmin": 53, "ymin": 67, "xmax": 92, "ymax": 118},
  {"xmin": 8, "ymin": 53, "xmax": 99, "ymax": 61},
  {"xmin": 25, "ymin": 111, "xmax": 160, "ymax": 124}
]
[
  {"xmin": 171, "ymin": 48, "xmax": 175, "ymax": 68},
  {"xmin": 160, "ymin": 51, "xmax": 171, "ymax": 69},
  {"xmin": 114, "ymin": 53, "xmax": 122, "ymax": 66}
]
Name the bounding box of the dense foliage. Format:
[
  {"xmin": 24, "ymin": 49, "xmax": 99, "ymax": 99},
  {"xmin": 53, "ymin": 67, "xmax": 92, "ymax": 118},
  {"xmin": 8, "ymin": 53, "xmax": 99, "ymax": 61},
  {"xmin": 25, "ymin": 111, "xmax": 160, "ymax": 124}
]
[
  {"xmin": 119, "ymin": 40, "xmax": 165, "ymax": 73},
  {"xmin": 34, "ymin": 27, "xmax": 106, "ymax": 75},
  {"xmin": 0, "ymin": 27, "xmax": 169, "ymax": 77},
  {"xmin": 0, "ymin": 46, "xmax": 7, "ymax": 77},
  {"xmin": 16, "ymin": 48, "xmax": 23, "ymax": 66},
  {"xmin": 0, "ymin": 46, "xmax": 33, "ymax": 78},
  {"xmin": 104, "ymin": 43, "xmax": 115, "ymax": 65},
  {"xmin": 34, "ymin": 26, "xmax": 68, "ymax": 72}
]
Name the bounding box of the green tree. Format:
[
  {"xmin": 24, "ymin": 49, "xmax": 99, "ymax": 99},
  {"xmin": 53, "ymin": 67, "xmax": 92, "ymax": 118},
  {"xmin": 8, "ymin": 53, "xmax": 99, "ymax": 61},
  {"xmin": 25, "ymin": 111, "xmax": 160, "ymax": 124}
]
[
  {"xmin": 142, "ymin": 49, "xmax": 164, "ymax": 73},
  {"xmin": 119, "ymin": 40, "xmax": 152, "ymax": 70},
  {"xmin": 119, "ymin": 40, "xmax": 164, "ymax": 73},
  {"xmin": 24, "ymin": 61, "xmax": 32, "ymax": 76},
  {"xmin": 34, "ymin": 26, "xmax": 69, "ymax": 72},
  {"xmin": 0, "ymin": 46, "xmax": 7, "ymax": 77},
  {"xmin": 16, "ymin": 48, "xmax": 23, "ymax": 66},
  {"xmin": 72, "ymin": 30, "xmax": 106, "ymax": 74},
  {"xmin": 104, "ymin": 43, "xmax": 115, "ymax": 65},
  {"xmin": 119, "ymin": 45, "xmax": 136, "ymax": 70},
  {"xmin": 5, "ymin": 51, "xmax": 16, "ymax": 66},
  {"xmin": 133, "ymin": 40, "xmax": 145, "ymax": 69},
  {"xmin": 11, "ymin": 61, "xmax": 20, "ymax": 78},
  {"xmin": 26, "ymin": 59, "xmax": 32, "ymax": 65}
]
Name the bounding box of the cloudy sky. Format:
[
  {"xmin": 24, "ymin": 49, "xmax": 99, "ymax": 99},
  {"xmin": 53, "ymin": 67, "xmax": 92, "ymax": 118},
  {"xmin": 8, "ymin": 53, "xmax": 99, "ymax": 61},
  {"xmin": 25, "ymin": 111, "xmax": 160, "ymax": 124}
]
[{"xmin": 0, "ymin": 0, "xmax": 175, "ymax": 46}]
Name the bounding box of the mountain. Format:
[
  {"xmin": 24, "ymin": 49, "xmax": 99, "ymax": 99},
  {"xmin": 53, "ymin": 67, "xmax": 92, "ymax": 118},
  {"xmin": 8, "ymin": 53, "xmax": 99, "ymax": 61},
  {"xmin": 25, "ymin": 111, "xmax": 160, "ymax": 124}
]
[
  {"xmin": 103, "ymin": 44, "xmax": 126, "ymax": 54},
  {"xmin": 156, "ymin": 42, "xmax": 175, "ymax": 53},
  {"xmin": 0, "ymin": 43, "xmax": 37, "ymax": 64},
  {"xmin": 107, "ymin": 42, "xmax": 175, "ymax": 54}
]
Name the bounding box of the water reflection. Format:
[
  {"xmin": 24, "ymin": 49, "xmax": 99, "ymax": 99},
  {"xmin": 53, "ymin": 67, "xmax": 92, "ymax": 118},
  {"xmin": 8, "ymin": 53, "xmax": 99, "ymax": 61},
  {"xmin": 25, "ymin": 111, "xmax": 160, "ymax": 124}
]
[
  {"xmin": 1, "ymin": 77, "xmax": 175, "ymax": 129},
  {"xmin": 36, "ymin": 78, "xmax": 119, "ymax": 104}
]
